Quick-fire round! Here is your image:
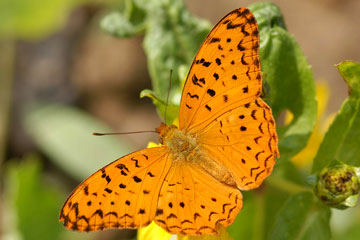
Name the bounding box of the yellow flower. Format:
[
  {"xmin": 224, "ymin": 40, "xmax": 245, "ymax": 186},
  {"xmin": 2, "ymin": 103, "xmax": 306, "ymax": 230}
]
[
  {"xmin": 290, "ymin": 82, "xmax": 335, "ymax": 168},
  {"xmin": 138, "ymin": 223, "xmax": 233, "ymax": 240},
  {"xmin": 138, "ymin": 222, "xmax": 172, "ymax": 240}
]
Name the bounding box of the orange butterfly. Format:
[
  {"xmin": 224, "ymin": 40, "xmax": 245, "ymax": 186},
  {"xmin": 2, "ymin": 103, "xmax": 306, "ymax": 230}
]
[{"xmin": 60, "ymin": 8, "xmax": 279, "ymax": 235}]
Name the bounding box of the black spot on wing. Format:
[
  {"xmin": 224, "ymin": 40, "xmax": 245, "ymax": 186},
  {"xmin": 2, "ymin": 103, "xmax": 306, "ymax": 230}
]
[
  {"xmin": 104, "ymin": 188, "xmax": 112, "ymax": 194},
  {"xmin": 84, "ymin": 185, "xmax": 89, "ymax": 196},
  {"xmin": 133, "ymin": 176, "xmax": 142, "ymax": 183},
  {"xmin": 105, "ymin": 175, "xmax": 111, "ymax": 184},
  {"xmin": 223, "ymin": 95, "xmax": 228, "ymax": 102},
  {"xmin": 203, "ymin": 61, "xmax": 211, "ymax": 67},
  {"xmin": 241, "ymin": 53, "xmax": 248, "ymax": 65},
  {"xmin": 116, "ymin": 164, "xmax": 129, "ymax": 172},
  {"xmin": 192, "ymin": 74, "xmax": 203, "ymax": 88},
  {"xmin": 236, "ymin": 8, "xmax": 250, "ymax": 17},
  {"xmin": 213, "ymin": 73, "xmax": 219, "ymax": 80},
  {"xmin": 187, "ymin": 92, "xmax": 199, "ymax": 99},
  {"xmin": 210, "ymin": 37, "xmax": 220, "ymax": 43},
  {"xmin": 207, "ymin": 89, "xmax": 216, "ymax": 97},
  {"xmin": 250, "ymin": 166, "xmax": 260, "ymax": 177},
  {"xmin": 226, "ymin": 21, "xmax": 244, "ymax": 29},
  {"xmin": 156, "ymin": 209, "xmax": 163, "ymax": 216},
  {"xmin": 237, "ymin": 39, "xmax": 245, "ymax": 51},
  {"xmin": 167, "ymin": 213, "xmax": 177, "ymax": 219},
  {"xmin": 255, "ymin": 170, "xmax": 265, "ymax": 181},
  {"xmin": 247, "ymin": 16, "xmax": 256, "ymax": 24},
  {"xmin": 241, "ymin": 24, "xmax": 250, "ymax": 36},
  {"xmin": 251, "ymin": 110, "xmax": 257, "ymax": 120},
  {"xmin": 92, "ymin": 209, "xmax": 104, "ymax": 219},
  {"xmin": 131, "ymin": 157, "xmax": 141, "ymax": 168},
  {"xmin": 205, "ymin": 105, "xmax": 212, "ymax": 112},
  {"xmin": 215, "ymin": 58, "xmax": 222, "ymax": 65}
]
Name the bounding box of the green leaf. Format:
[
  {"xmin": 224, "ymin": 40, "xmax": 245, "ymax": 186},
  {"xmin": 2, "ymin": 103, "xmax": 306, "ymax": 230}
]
[
  {"xmin": 338, "ymin": 61, "xmax": 360, "ymax": 98},
  {"xmin": 0, "ymin": 0, "xmax": 85, "ymax": 39},
  {"xmin": 228, "ymin": 186, "xmax": 292, "ymax": 240},
  {"xmin": 101, "ymin": 0, "xmax": 146, "ymax": 37},
  {"xmin": 23, "ymin": 103, "xmax": 134, "ymax": 181},
  {"xmin": 263, "ymin": 186, "xmax": 295, "ymax": 238},
  {"xmin": 250, "ymin": 2, "xmax": 317, "ymax": 160},
  {"xmin": 102, "ymin": 0, "xmax": 211, "ymax": 122},
  {"xmin": 267, "ymin": 192, "xmax": 331, "ymax": 240},
  {"xmin": 4, "ymin": 155, "xmax": 64, "ymax": 240},
  {"xmin": 140, "ymin": 89, "xmax": 179, "ymax": 124},
  {"xmin": 275, "ymin": 160, "xmax": 310, "ymax": 187},
  {"xmin": 312, "ymin": 61, "xmax": 360, "ymax": 173},
  {"xmin": 142, "ymin": 0, "xmax": 211, "ymax": 120},
  {"xmin": 227, "ymin": 192, "xmax": 258, "ymax": 240}
]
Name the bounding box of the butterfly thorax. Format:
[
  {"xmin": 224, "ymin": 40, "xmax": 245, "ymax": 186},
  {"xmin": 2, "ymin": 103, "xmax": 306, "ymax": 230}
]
[
  {"xmin": 156, "ymin": 123, "xmax": 237, "ymax": 187},
  {"xmin": 156, "ymin": 123, "xmax": 198, "ymax": 160}
]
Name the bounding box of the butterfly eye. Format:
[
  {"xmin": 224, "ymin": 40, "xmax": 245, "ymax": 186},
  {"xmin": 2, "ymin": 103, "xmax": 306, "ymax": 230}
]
[{"xmin": 159, "ymin": 135, "xmax": 164, "ymax": 144}]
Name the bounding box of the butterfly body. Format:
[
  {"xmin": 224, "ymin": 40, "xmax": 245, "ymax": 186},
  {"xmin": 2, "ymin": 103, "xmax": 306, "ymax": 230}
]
[
  {"xmin": 60, "ymin": 8, "xmax": 279, "ymax": 235},
  {"xmin": 157, "ymin": 122, "xmax": 237, "ymax": 186}
]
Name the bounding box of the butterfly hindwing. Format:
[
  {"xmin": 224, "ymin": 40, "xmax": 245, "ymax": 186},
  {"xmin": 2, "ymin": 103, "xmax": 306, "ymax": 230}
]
[
  {"xmin": 198, "ymin": 98, "xmax": 279, "ymax": 190},
  {"xmin": 60, "ymin": 147, "xmax": 171, "ymax": 231},
  {"xmin": 155, "ymin": 162, "xmax": 242, "ymax": 235}
]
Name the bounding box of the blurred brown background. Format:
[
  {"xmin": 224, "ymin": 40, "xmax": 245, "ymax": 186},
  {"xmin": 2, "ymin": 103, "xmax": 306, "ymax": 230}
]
[
  {"xmin": 1, "ymin": 0, "xmax": 359, "ymax": 239},
  {"xmin": 7, "ymin": 0, "xmax": 360, "ymax": 160}
]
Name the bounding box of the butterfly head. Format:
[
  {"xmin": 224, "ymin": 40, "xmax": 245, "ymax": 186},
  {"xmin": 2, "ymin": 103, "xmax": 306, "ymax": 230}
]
[{"xmin": 156, "ymin": 122, "xmax": 178, "ymax": 145}]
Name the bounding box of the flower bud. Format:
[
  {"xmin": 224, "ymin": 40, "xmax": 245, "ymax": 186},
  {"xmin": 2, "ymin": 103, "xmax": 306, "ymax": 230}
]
[{"xmin": 314, "ymin": 164, "xmax": 360, "ymax": 209}]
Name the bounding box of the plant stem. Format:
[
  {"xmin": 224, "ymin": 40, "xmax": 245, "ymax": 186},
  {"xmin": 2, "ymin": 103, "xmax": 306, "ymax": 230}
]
[{"xmin": 0, "ymin": 39, "xmax": 15, "ymax": 168}]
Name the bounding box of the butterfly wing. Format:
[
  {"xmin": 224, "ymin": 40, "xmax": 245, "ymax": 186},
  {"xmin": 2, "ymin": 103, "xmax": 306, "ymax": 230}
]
[
  {"xmin": 59, "ymin": 147, "xmax": 171, "ymax": 231},
  {"xmin": 178, "ymin": 8, "xmax": 278, "ymax": 190},
  {"xmin": 179, "ymin": 8, "xmax": 262, "ymax": 133},
  {"xmin": 154, "ymin": 162, "xmax": 242, "ymax": 235}
]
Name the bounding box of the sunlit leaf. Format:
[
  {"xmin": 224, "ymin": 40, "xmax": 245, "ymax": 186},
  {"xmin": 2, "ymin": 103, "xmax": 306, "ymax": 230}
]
[
  {"xmin": 251, "ymin": 2, "xmax": 317, "ymax": 160},
  {"xmin": 312, "ymin": 61, "xmax": 360, "ymax": 172}
]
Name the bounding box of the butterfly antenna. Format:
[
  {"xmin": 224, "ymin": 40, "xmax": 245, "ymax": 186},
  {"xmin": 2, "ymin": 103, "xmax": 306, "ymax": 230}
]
[
  {"xmin": 93, "ymin": 130, "xmax": 157, "ymax": 136},
  {"xmin": 164, "ymin": 69, "xmax": 173, "ymax": 125}
]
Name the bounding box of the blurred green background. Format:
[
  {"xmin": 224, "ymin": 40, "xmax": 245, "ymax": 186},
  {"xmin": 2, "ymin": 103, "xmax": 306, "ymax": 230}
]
[{"xmin": 1, "ymin": 0, "xmax": 360, "ymax": 240}]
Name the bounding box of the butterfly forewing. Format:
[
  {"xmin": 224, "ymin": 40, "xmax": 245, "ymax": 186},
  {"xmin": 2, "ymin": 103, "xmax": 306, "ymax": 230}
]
[
  {"xmin": 179, "ymin": 8, "xmax": 262, "ymax": 133},
  {"xmin": 60, "ymin": 147, "xmax": 171, "ymax": 231}
]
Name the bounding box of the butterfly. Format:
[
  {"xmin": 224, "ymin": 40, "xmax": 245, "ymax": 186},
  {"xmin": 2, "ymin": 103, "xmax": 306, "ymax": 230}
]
[{"xmin": 59, "ymin": 8, "xmax": 279, "ymax": 235}]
